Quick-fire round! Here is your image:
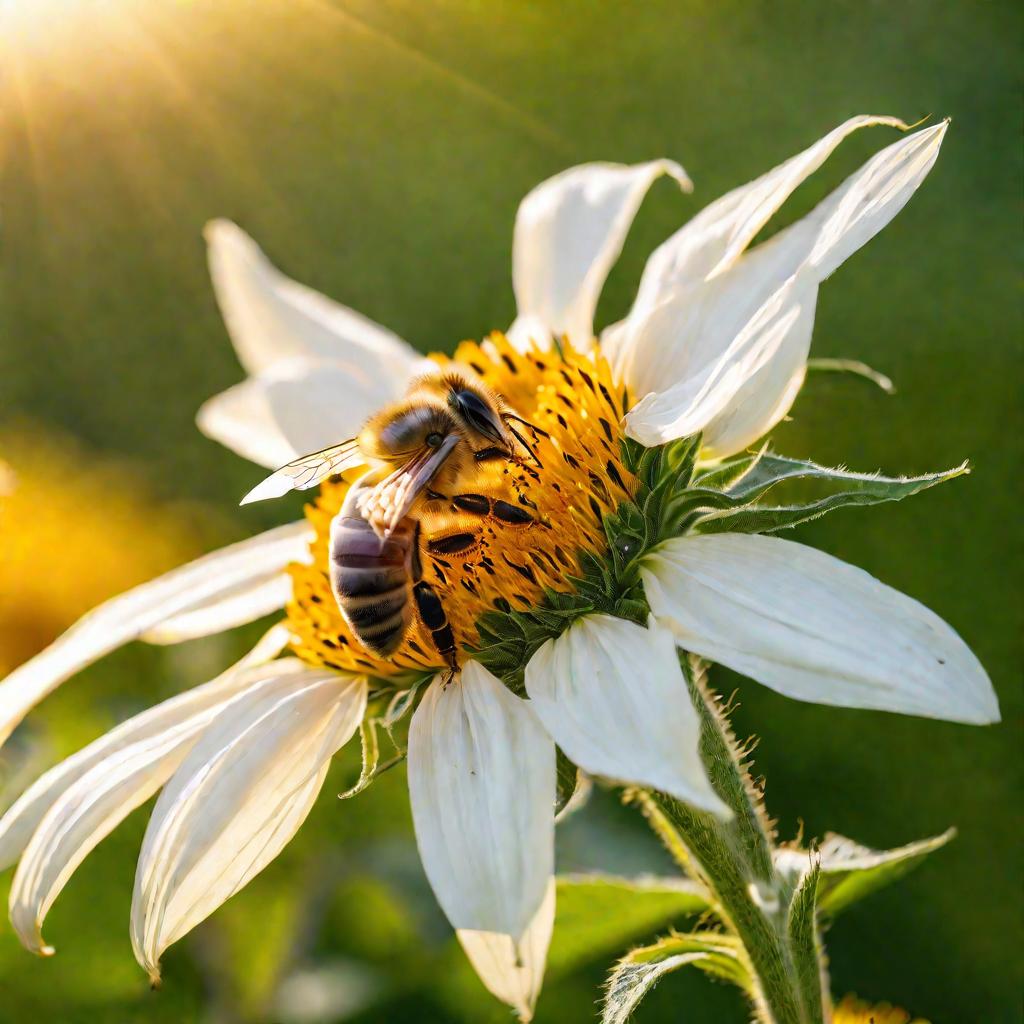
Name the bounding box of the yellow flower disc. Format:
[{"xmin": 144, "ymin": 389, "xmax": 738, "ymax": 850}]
[{"xmin": 286, "ymin": 334, "xmax": 636, "ymax": 677}]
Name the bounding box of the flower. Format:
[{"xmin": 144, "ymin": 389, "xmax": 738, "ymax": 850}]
[
  {"xmin": 0, "ymin": 115, "xmax": 998, "ymax": 1022},
  {"xmin": 0, "ymin": 427, "xmax": 203, "ymax": 677},
  {"xmin": 833, "ymin": 994, "xmax": 928, "ymax": 1024}
]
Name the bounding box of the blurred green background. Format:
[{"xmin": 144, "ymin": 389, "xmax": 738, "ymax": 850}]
[{"xmin": 1, "ymin": 1, "xmax": 1020, "ymax": 1021}]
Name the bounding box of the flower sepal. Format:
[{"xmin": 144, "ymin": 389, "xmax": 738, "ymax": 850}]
[
  {"xmin": 686, "ymin": 450, "xmax": 969, "ymax": 536},
  {"xmin": 338, "ymin": 676, "xmax": 430, "ymax": 800}
]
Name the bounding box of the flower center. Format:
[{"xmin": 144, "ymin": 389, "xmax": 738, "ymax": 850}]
[{"xmin": 286, "ymin": 333, "xmax": 636, "ymax": 678}]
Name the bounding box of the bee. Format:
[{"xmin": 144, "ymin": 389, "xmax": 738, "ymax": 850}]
[{"xmin": 242, "ymin": 368, "xmax": 542, "ymax": 669}]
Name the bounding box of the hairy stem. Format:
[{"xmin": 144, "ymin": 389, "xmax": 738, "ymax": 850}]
[{"xmin": 637, "ymin": 659, "xmax": 826, "ymax": 1024}]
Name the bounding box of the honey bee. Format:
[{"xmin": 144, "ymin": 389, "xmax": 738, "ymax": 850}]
[{"xmin": 242, "ymin": 368, "xmax": 542, "ymax": 668}]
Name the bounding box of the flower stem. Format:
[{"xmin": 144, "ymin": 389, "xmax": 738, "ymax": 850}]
[{"xmin": 637, "ymin": 658, "xmax": 826, "ymax": 1024}]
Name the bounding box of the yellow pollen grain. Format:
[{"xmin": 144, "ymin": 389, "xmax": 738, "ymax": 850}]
[{"xmin": 286, "ymin": 333, "xmax": 636, "ymax": 678}]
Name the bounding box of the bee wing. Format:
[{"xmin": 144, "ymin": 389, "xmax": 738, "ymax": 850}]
[{"xmin": 240, "ymin": 439, "xmax": 365, "ymax": 505}]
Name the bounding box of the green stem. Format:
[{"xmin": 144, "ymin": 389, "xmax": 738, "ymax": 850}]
[
  {"xmin": 650, "ymin": 791, "xmax": 803, "ymax": 1024},
  {"xmin": 637, "ymin": 659, "xmax": 826, "ymax": 1024}
]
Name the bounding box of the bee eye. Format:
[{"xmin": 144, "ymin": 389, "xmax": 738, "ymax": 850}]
[{"xmin": 425, "ymin": 432, "xmax": 445, "ymax": 448}]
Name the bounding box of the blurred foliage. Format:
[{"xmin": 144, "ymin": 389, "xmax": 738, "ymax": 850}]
[{"xmin": 0, "ymin": 1, "xmax": 1020, "ymax": 1022}]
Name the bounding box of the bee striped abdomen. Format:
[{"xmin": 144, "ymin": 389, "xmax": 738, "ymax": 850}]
[{"xmin": 329, "ymin": 481, "xmax": 417, "ymax": 657}]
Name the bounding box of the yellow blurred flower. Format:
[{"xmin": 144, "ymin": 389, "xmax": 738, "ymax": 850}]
[
  {"xmin": 0, "ymin": 423, "xmax": 204, "ymax": 675},
  {"xmin": 834, "ymin": 994, "xmax": 929, "ymax": 1024}
]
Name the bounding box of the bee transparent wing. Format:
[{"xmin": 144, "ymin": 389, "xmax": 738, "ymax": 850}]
[{"xmin": 240, "ymin": 439, "xmax": 365, "ymax": 505}]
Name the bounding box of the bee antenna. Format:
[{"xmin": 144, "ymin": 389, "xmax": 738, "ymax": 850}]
[
  {"xmin": 504, "ymin": 416, "xmax": 544, "ymax": 468},
  {"xmin": 504, "ymin": 412, "xmax": 550, "ymax": 439}
]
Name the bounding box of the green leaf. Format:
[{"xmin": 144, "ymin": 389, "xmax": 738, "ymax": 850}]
[
  {"xmin": 436, "ymin": 874, "xmax": 712, "ymax": 1020},
  {"xmin": 727, "ymin": 452, "xmax": 964, "ymax": 503},
  {"xmin": 774, "ymin": 829, "xmax": 955, "ymax": 918},
  {"xmin": 690, "ymin": 456, "xmax": 968, "ymax": 535},
  {"xmin": 548, "ymin": 874, "xmax": 712, "ymax": 978},
  {"xmin": 602, "ymin": 932, "xmax": 749, "ymax": 1024},
  {"xmin": 690, "ymin": 445, "xmax": 768, "ymax": 492},
  {"xmin": 786, "ymin": 862, "xmax": 825, "ymax": 1024}
]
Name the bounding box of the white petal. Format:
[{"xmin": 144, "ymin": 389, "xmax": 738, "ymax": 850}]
[
  {"xmin": 0, "ymin": 522, "xmax": 312, "ymax": 751},
  {"xmin": 194, "ymin": 373, "xmax": 299, "ymax": 469},
  {"xmin": 131, "ymin": 660, "xmax": 367, "ymax": 980},
  {"xmin": 5, "ymin": 634, "xmax": 290, "ymax": 953},
  {"xmin": 643, "ymin": 534, "xmax": 999, "ymax": 724},
  {"xmin": 697, "ymin": 310, "xmax": 813, "ymax": 460},
  {"xmin": 457, "ymin": 878, "xmax": 555, "ymax": 1023},
  {"xmin": 524, "ymin": 615, "xmax": 726, "ymax": 814},
  {"xmin": 798, "ymin": 120, "xmax": 949, "ymax": 280},
  {"xmin": 0, "ymin": 624, "xmax": 289, "ymax": 874},
  {"xmin": 618, "ymin": 122, "xmax": 947, "ymax": 453},
  {"xmin": 623, "ymin": 275, "xmax": 815, "ymax": 447},
  {"xmin": 407, "ymin": 662, "xmax": 555, "ymax": 940},
  {"xmin": 505, "ymin": 313, "xmax": 555, "ymax": 353},
  {"xmin": 511, "ymin": 160, "xmax": 691, "ymax": 350},
  {"xmin": 198, "ymin": 355, "xmax": 426, "ymax": 469},
  {"xmin": 141, "ymin": 574, "xmax": 292, "ymax": 645},
  {"xmin": 622, "ymin": 115, "xmax": 907, "ymax": 324},
  {"xmin": 205, "ymin": 219, "xmax": 421, "ymax": 378}
]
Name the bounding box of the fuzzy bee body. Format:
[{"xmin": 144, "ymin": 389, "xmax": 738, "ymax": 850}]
[{"xmin": 318, "ymin": 367, "xmax": 540, "ymax": 669}]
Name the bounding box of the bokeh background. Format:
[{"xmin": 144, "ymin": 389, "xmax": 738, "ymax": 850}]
[{"xmin": 1, "ymin": 1, "xmax": 1020, "ymax": 1022}]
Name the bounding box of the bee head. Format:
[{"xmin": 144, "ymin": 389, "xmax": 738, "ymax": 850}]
[
  {"xmin": 360, "ymin": 402, "xmax": 460, "ymax": 465},
  {"xmin": 367, "ymin": 371, "xmax": 513, "ymax": 459},
  {"xmin": 433, "ymin": 369, "xmax": 515, "ymax": 453},
  {"xmin": 355, "ymin": 369, "xmax": 521, "ymax": 537}
]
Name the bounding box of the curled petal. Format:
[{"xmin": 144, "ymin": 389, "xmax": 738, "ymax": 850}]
[
  {"xmin": 643, "ymin": 534, "xmax": 999, "ymax": 724},
  {"xmin": 624, "ymin": 114, "xmax": 908, "ymax": 316},
  {"xmin": 205, "ymin": 219, "xmax": 421, "ymax": 378},
  {"xmin": 5, "ymin": 633, "xmax": 290, "ymax": 953},
  {"xmin": 525, "ymin": 615, "xmax": 726, "ymax": 815},
  {"xmin": 510, "ymin": 160, "xmax": 691, "ymax": 351},
  {"xmin": 131, "ymin": 661, "xmax": 367, "ymax": 981},
  {"xmin": 616, "ymin": 121, "xmax": 947, "ymax": 455},
  {"xmin": 0, "ymin": 523, "xmax": 312, "ymax": 750},
  {"xmin": 407, "ymin": 662, "xmax": 555, "ymax": 940},
  {"xmin": 458, "ymin": 878, "xmax": 555, "ymax": 1023}
]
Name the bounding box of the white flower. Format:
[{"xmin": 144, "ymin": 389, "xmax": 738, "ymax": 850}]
[{"xmin": 0, "ymin": 115, "xmax": 997, "ymax": 1021}]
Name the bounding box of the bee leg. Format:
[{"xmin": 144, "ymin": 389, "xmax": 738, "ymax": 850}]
[
  {"xmin": 412, "ymin": 581, "xmax": 459, "ymax": 671},
  {"xmin": 503, "ymin": 413, "xmax": 547, "ymax": 468},
  {"xmin": 473, "ymin": 446, "xmax": 512, "ymax": 463},
  {"xmin": 411, "ymin": 537, "xmax": 459, "ymax": 670},
  {"xmin": 452, "ymin": 493, "xmax": 536, "ymax": 526},
  {"xmin": 427, "ymin": 531, "xmax": 479, "ymax": 557},
  {"xmin": 503, "ymin": 411, "xmax": 549, "ymax": 439}
]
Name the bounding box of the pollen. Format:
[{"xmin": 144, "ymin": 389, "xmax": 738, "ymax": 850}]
[{"xmin": 286, "ymin": 333, "xmax": 637, "ymax": 678}]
